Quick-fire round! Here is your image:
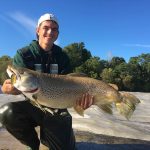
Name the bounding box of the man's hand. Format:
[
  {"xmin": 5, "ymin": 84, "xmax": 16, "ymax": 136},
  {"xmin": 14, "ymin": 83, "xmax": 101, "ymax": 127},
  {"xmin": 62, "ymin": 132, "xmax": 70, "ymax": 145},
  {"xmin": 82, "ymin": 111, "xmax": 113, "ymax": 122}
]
[
  {"xmin": 76, "ymin": 93, "xmax": 94, "ymax": 110},
  {"xmin": 1, "ymin": 79, "xmax": 21, "ymax": 95}
]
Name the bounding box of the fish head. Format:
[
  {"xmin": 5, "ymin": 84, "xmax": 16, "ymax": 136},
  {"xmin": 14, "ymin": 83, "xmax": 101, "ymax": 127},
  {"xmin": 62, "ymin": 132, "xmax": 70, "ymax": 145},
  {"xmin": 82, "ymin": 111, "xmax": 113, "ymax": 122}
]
[{"xmin": 7, "ymin": 65, "xmax": 39, "ymax": 93}]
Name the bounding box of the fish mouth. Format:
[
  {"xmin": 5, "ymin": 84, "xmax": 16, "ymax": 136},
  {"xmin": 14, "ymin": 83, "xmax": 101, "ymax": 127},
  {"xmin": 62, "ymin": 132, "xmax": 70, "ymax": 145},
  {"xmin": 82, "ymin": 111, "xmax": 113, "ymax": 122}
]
[
  {"xmin": 23, "ymin": 87, "xmax": 39, "ymax": 93},
  {"xmin": 7, "ymin": 65, "xmax": 39, "ymax": 93},
  {"xmin": 7, "ymin": 65, "xmax": 21, "ymax": 84}
]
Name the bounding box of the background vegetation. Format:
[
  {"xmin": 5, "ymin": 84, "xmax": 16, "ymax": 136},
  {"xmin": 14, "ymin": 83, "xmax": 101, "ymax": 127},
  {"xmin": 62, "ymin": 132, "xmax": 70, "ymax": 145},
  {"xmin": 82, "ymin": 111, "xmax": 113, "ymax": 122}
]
[
  {"xmin": 0, "ymin": 42, "xmax": 150, "ymax": 92},
  {"xmin": 0, "ymin": 55, "xmax": 12, "ymax": 84}
]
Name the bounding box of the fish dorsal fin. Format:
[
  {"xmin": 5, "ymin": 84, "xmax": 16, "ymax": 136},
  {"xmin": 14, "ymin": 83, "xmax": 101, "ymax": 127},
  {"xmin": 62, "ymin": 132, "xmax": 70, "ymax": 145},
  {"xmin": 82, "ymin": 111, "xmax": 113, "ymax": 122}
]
[
  {"xmin": 109, "ymin": 83, "xmax": 119, "ymax": 90},
  {"xmin": 67, "ymin": 73, "xmax": 88, "ymax": 77}
]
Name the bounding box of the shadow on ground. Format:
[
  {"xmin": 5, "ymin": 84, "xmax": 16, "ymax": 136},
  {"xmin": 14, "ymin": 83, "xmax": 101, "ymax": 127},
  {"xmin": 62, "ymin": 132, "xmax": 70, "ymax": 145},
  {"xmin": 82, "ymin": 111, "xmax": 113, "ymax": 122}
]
[{"xmin": 76, "ymin": 142, "xmax": 150, "ymax": 150}]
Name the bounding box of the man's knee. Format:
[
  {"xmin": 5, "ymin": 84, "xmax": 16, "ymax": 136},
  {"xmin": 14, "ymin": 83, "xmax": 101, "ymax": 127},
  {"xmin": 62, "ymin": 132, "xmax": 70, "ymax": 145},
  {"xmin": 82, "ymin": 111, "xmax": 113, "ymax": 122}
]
[{"xmin": 0, "ymin": 102, "xmax": 15, "ymax": 125}]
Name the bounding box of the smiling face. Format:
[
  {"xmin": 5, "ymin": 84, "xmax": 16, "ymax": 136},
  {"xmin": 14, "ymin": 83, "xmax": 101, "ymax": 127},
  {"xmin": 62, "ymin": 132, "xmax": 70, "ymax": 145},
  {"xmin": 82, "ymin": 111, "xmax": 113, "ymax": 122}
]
[{"xmin": 36, "ymin": 20, "xmax": 59, "ymax": 51}]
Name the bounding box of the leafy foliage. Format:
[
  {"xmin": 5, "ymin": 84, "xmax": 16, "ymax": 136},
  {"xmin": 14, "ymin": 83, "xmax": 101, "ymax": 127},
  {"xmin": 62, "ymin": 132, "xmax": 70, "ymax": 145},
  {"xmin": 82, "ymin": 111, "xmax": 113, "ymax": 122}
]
[
  {"xmin": 63, "ymin": 42, "xmax": 91, "ymax": 71},
  {"xmin": 109, "ymin": 57, "xmax": 126, "ymax": 68},
  {"xmin": 0, "ymin": 55, "xmax": 12, "ymax": 84},
  {"xmin": 64, "ymin": 42, "xmax": 150, "ymax": 92},
  {"xmin": 75, "ymin": 57, "xmax": 104, "ymax": 79}
]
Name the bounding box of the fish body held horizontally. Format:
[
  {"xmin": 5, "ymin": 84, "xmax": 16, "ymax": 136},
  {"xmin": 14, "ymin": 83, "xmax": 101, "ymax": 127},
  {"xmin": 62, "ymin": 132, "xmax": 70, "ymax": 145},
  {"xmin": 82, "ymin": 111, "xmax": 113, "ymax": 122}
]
[{"xmin": 7, "ymin": 65, "xmax": 140, "ymax": 119}]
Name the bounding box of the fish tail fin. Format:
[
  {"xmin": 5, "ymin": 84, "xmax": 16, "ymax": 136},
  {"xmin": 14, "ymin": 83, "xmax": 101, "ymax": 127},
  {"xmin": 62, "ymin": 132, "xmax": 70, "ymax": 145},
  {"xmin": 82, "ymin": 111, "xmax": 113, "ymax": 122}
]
[{"xmin": 116, "ymin": 92, "xmax": 140, "ymax": 120}]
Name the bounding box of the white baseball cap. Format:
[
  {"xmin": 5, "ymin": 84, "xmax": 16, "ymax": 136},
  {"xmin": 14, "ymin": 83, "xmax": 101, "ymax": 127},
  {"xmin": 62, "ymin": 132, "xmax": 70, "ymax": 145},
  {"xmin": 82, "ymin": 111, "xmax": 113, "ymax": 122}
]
[{"xmin": 37, "ymin": 13, "xmax": 58, "ymax": 27}]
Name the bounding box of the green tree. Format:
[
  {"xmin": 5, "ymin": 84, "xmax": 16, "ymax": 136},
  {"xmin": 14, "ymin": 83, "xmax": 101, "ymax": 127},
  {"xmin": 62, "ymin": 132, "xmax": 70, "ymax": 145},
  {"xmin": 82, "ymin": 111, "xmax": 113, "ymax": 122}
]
[
  {"xmin": 63, "ymin": 42, "xmax": 91, "ymax": 71},
  {"xmin": 127, "ymin": 62, "xmax": 143, "ymax": 91},
  {"xmin": 0, "ymin": 55, "xmax": 12, "ymax": 84},
  {"xmin": 122, "ymin": 75, "xmax": 134, "ymax": 91},
  {"xmin": 75, "ymin": 57, "xmax": 103, "ymax": 79},
  {"xmin": 139, "ymin": 54, "xmax": 150, "ymax": 91},
  {"xmin": 109, "ymin": 57, "xmax": 126, "ymax": 68},
  {"xmin": 101, "ymin": 68, "xmax": 116, "ymax": 83},
  {"xmin": 128, "ymin": 53, "xmax": 150, "ymax": 91}
]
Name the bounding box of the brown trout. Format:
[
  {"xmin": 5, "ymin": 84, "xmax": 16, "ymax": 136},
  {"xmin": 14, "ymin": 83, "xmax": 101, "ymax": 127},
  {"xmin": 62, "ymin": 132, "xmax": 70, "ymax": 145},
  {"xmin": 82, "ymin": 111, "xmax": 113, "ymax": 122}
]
[{"xmin": 7, "ymin": 65, "xmax": 140, "ymax": 119}]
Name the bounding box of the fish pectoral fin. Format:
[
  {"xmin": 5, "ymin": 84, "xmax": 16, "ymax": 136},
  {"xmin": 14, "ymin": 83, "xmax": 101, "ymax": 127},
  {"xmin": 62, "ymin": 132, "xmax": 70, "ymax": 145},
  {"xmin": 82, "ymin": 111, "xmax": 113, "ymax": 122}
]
[
  {"xmin": 74, "ymin": 105, "xmax": 84, "ymax": 116},
  {"xmin": 99, "ymin": 104, "xmax": 113, "ymax": 114},
  {"xmin": 30, "ymin": 94, "xmax": 46, "ymax": 113}
]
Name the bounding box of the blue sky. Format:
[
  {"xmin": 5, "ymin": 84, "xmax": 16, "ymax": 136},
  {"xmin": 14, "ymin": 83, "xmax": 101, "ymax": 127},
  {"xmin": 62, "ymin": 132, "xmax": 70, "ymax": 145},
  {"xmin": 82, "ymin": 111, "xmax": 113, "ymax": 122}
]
[{"xmin": 0, "ymin": 0, "xmax": 150, "ymax": 62}]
